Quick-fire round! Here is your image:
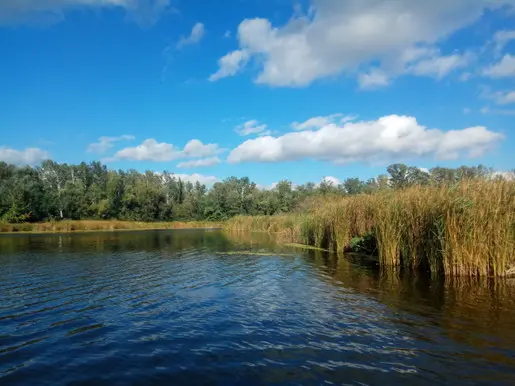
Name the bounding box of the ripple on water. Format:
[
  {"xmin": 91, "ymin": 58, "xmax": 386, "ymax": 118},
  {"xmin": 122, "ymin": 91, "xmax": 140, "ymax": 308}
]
[{"xmin": 0, "ymin": 230, "xmax": 515, "ymax": 385}]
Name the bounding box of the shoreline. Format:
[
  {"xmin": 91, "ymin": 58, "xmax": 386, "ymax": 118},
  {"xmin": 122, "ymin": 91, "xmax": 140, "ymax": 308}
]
[
  {"xmin": 0, "ymin": 227, "xmax": 223, "ymax": 236},
  {"xmin": 0, "ymin": 220, "xmax": 222, "ymax": 235}
]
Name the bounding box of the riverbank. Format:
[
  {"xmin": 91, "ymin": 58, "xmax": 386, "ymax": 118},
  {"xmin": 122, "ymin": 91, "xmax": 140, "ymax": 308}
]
[
  {"xmin": 0, "ymin": 220, "xmax": 221, "ymax": 234},
  {"xmin": 225, "ymin": 180, "xmax": 515, "ymax": 277}
]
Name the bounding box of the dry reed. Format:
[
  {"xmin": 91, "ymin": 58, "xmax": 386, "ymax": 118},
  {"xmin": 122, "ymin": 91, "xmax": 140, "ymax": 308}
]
[
  {"xmin": 224, "ymin": 180, "xmax": 515, "ymax": 277},
  {"xmin": 0, "ymin": 220, "xmax": 220, "ymax": 234}
]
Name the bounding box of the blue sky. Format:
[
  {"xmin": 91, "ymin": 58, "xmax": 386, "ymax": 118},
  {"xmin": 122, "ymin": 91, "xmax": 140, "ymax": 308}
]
[{"xmin": 1, "ymin": 0, "xmax": 514, "ymax": 186}]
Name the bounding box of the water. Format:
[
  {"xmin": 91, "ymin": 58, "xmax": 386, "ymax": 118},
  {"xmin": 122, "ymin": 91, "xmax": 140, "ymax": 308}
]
[{"xmin": 1, "ymin": 230, "xmax": 514, "ymax": 385}]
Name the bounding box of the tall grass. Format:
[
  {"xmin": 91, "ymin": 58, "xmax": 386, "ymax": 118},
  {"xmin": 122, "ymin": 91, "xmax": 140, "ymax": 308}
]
[
  {"xmin": 0, "ymin": 220, "xmax": 220, "ymax": 233},
  {"xmin": 225, "ymin": 180, "xmax": 515, "ymax": 277}
]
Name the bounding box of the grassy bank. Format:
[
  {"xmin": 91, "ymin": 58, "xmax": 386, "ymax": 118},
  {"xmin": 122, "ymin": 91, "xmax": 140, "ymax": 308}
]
[
  {"xmin": 225, "ymin": 180, "xmax": 515, "ymax": 277},
  {"xmin": 0, "ymin": 220, "xmax": 221, "ymax": 234}
]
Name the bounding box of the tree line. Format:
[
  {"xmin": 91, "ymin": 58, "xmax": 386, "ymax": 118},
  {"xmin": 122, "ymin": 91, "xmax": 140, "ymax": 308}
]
[{"xmin": 0, "ymin": 160, "xmax": 510, "ymax": 223}]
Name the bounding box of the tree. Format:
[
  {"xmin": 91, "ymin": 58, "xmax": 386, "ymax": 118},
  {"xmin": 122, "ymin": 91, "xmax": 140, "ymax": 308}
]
[
  {"xmin": 343, "ymin": 178, "xmax": 364, "ymax": 195},
  {"xmin": 387, "ymin": 163, "xmax": 409, "ymax": 189},
  {"xmin": 376, "ymin": 174, "xmax": 390, "ymax": 190},
  {"xmin": 407, "ymin": 167, "xmax": 430, "ymax": 186},
  {"xmin": 430, "ymin": 167, "xmax": 457, "ymax": 186},
  {"xmin": 275, "ymin": 180, "xmax": 296, "ymax": 212},
  {"xmin": 0, "ymin": 159, "xmax": 501, "ymax": 223}
]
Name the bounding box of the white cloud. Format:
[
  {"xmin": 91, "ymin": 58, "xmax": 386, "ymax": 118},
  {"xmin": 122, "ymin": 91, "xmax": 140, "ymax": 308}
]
[
  {"xmin": 493, "ymin": 29, "xmax": 515, "ymax": 54},
  {"xmin": 322, "ymin": 176, "xmax": 341, "ymax": 186},
  {"xmin": 460, "ymin": 72, "xmax": 473, "ymax": 81},
  {"xmin": 177, "ymin": 157, "xmax": 221, "ymax": 168},
  {"xmin": 183, "ymin": 139, "xmax": 223, "ymax": 158},
  {"xmin": 87, "ymin": 134, "xmax": 135, "ymax": 154},
  {"xmin": 481, "ymin": 86, "xmax": 515, "ymax": 105},
  {"xmin": 358, "ymin": 49, "xmax": 470, "ymax": 88},
  {"xmin": 358, "ymin": 69, "xmax": 390, "ymax": 89},
  {"xmin": 292, "ymin": 113, "xmax": 354, "ymax": 130},
  {"xmin": 0, "ymin": 0, "xmax": 171, "ymax": 26},
  {"xmin": 256, "ymin": 182, "xmax": 278, "ymax": 190},
  {"xmin": 227, "ymin": 115, "xmax": 504, "ymax": 164},
  {"xmin": 463, "ymin": 107, "xmax": 472, "ymax": 114},
  {"xmin": 209, "ymin": 49, "xmax": 249, "ymax": 81},
  {"xmin": 113, "ymin": 138, "xmax": 223, "ymax": 162},
  {"xmin": 115, "ymin": 139, "xmax": 181, "ymax": 161},
  {"xmin": 224, "ymin": 30, "xmax": 232, "ymax": 38},
  {"xmin": 211, "ymin": 1, "xmax": 514, "ymax": 87},
  {"xmin": 177, "ymin": 22, "xmax": 205, "ymax": 49},
  {"xmin": 174, "ymin": 173, "xmax": 218, "ymax": 186},
  {"xmin": 487, "ymin": 90, "xmax": 515, "ymax": 105},
  {"xmin": 480, "ymin": 106, "xmax": 515, "ymax": 116},
  {"xmin": 484, "ymin": 54, "xmax": 515, "ymax": 77},
  {"xmin": 491, "ymin": 171, "xmax": 515, "ymax": 180},
  {"xmin": 0, "ymin": 147, "xmax": 50, "ymax": 165},
  {"xmin": 235, "ymin": 120, "xmax": 270, "ymax": 136},
  {"xmin": 405, "ymin": 52, "xmax": 471, "ymax": 79},
  {"xmin": 495, "ymin": 90, "xmax": 515, "ymax": 105}
]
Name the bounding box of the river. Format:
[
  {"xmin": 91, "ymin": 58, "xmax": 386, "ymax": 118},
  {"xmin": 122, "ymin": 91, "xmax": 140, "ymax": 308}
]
[{"xmin": 1, "ymin": 230, "xmax": 514, "ymax": 385}]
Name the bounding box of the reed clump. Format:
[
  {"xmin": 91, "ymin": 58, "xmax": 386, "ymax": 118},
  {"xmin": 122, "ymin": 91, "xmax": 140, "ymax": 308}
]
[{"xmin": 224, "ymin": 180, "xmax": 515, "ymax": 277}]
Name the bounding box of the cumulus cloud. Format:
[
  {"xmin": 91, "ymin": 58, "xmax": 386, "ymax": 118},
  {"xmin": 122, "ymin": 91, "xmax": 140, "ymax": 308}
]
[
  {"xmin": 210, "ymin": 0, "xmax": 513, "ymax": 87},
  {"xmin": 112, "ymin": 138, "xmax": 223, "ymax": 162},
  {"xmin": 227, "ymin": 115, "xmax": 504, "ymax": 164},
  {"xmin": 176, "ymin": 22, "xmax": 205, "ymax": 49},
  {"xmin": 235, "ymin": 120, "xmax": 270, "ymax": 136},
  {"xmin": 256, "ymin": 182, "xmax": 278, "ymax": 190},
  {"xmin": 87, "ymin": 134, "xmax": 135, "ymax": 154},
  {"xmin": 182, "ymin": 139, "xmax": 223, "ymax": 158},
  {"xmin": 322, "ymin": 176, "xmax": 341, "ymax": 186},
  {"xmin": 177, "ymin": 157, "xmax": 221, "ymax": 168},
  {"xmin": 491, "ymin": 170, "xmax": 515, "ymax": 180},
  {"xmin": 174, "ymin": 173, "xmax": 218, "ymax": 186},
  {"xmin": 484, "ymin": 54, "xmax": 515, "ymax": 77},
  {"xmin": 292, "ymin": 113, "xmax": 356, "ymax": 130},
  {"xmin": 358, "ymin": 69, "xmax": 390, "ymax": 89},
  {"xmin": 209, "ymin": 50, "xmax": 249, "ymax": 81},
  {"xmin": 0, "ymin": 147, "xmax": 50, "ymax": 165},
  {"xmin": 0, "ymin": 0, "xmax": 172, "ymax": 26}
]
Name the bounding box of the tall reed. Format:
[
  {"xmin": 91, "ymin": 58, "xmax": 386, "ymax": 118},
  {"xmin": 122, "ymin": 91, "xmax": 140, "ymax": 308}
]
[{"xmin": 224, "ymin": 180, "xmax": 515, "ymax": 277}]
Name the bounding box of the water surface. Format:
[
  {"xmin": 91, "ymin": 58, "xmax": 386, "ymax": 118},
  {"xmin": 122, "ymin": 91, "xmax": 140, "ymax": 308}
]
[{"xmin": 1, "ymin": 230, "xmax": 514, "ymax": 385}]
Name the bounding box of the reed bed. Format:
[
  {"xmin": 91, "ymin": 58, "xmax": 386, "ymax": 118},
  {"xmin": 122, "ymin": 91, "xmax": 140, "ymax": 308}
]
[
  {"xmin": 0, "ymin": 220, "xmax": 220, "ymax": 233},
  {"xmin": 225, "ymin": 180, "xmax": 515, "ymax": 277}
]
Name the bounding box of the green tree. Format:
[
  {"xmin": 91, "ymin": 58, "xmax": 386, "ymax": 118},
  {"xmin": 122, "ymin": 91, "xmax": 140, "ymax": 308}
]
[
  {"xmin": 387, "ymin": 163, "xmax": 409, "ymax": 189},
  {"xmin": 343, "ymin": 178, "xmax": 364, "ymax": 195}
]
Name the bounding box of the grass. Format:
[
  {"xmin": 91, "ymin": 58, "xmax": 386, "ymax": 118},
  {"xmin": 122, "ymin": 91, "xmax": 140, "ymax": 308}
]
[
  {"xmin": 225, "ymin": 180, "xmax": 515, "ymax": 277},
  {"xmin": 0, "ymin": 220, "xmax": 221, "ymax": 234}
]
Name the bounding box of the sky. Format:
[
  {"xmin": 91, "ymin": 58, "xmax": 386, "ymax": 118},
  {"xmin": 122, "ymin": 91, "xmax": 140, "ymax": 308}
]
[{"xmin": 1, "ymin": 0, "xmax": 515, "ymax": 187}]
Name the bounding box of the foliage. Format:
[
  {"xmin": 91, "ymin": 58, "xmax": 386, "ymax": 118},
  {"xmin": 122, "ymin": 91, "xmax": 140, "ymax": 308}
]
[{"xmin": 0, "ymin": 160, "xmax": 508, "ymax": 225}]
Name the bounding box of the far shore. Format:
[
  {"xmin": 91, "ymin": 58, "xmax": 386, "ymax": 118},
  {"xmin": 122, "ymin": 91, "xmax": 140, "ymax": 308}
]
[{"xmin": 0, "ymin": 220, "xmax": 222, "ymax": 235}]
